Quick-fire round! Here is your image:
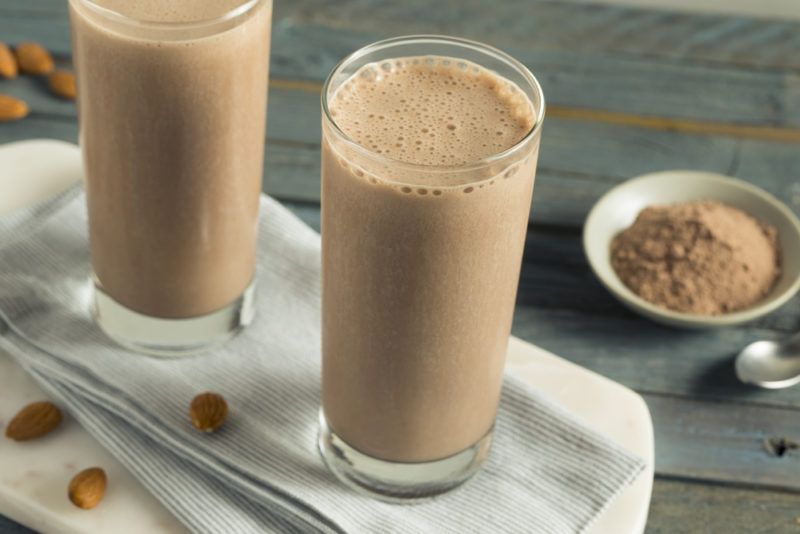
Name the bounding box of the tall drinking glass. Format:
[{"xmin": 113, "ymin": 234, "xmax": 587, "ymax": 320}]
[
  {"xmin": 319, "ymin": 36, "xmax": 545, "ymax": 500},
  {"xmin": 69, "ymin": 0, "xmax": 272, "ymax": 355}
]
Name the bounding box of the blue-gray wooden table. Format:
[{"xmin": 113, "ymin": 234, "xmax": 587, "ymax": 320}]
[{"xmin": 2, "ymin": 1, "xmax": 800, "ymax": 532}]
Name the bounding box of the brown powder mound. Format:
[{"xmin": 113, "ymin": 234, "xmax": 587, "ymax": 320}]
[{"xmin": 610, "ymin": 200, "xmax": 780, "ymax": 315}]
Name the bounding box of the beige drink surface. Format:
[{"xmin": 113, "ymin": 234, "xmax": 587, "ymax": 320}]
[
  {"xmin": 70, "ymin": 0, "xmax": 271, "ymax": 318},
  {"xmin": 88, "ymin": 0, "xmax": 250, "ymax": 22},
  {"xmin": 330, "ymin": 57, "xmax": 534, "ymax": 169},
  {"xmin": 322, "ymin": 57, "xmax": 539, "ymax": 462}
]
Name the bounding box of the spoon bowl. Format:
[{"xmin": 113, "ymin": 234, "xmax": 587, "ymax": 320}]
[{"xmin": 735, "ymin": 333, "xmax": 800, "ymax": 389}]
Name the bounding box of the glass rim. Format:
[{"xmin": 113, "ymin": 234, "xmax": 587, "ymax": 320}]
[
  {"xmin": 321, "ymin": 34, "xmax": 546, "ymax": 173},
  {"xmin": 71, "ymin": 0, "xmax": 265, "ymax": 31}
]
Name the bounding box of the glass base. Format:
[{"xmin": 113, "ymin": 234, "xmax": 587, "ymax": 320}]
[
  {"xmin": 317, "ymin": 410, "xmax": 491, "ymax": 502},
  {"xmin": 92, "ymin": 278, "xmax": 256, "ymax": 357}
]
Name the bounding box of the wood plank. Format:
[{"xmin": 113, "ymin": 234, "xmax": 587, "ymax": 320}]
[
  {"xmin": 514, "ymin": 228, "xmax": 800, "ymax": 334},
  {"xmin": 273, "ymin": 0, "xmax": 800, "ymax": 72},
  {"xmin": 0, "ymin": 515, "xmax": 32, "ymax": 534},
  {"xmin": 0, "ymin": 116, "xmax": 77, "ymax": 145},
  {"xmin": 2, "ymin": 11, "xmax": 800, "ymax": 128},
  {"xmin": 265, "ymin": 23, "xmax": 800, "ymax": 127},
  {"xmin": 509, "ymin": 303, "xmax": 800, "ymax": 409},
  {"xmin": 4, "ymin": 0, "xmax": 800, "ymax": 72},
  {"xmin": 0, "ymin": 10, "xmax": 71, "ymax": 57},
  {"xmin": 647, "ymin": 478, "xmax": 800, "ymax": 533},
  {"xmin": 546, "ymin": 106, "xmax": 800, "ymax": 144},
  {"xmin": 645, "ymin": 393, "xmax": 800, "ymax": 490},
  {"xmin": 263, "ymin": 141, "xmax": 321, "ymax": 201},
  {"xmin": 0, "ymin": 1, "xmax": 68, "ymax": 16}
]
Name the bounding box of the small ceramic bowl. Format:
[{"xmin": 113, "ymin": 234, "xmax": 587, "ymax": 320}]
[{"xmin": 583, "ymin": 170, "xmax": 800, "ymax": 328}]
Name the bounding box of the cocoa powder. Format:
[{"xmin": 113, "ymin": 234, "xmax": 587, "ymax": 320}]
[{"xmin": 610, "ymin": 200, "xmax": 780, "ymax": 315}]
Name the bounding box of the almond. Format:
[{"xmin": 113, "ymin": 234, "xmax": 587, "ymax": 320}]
[
  {"xmin": 48, "ymin": 70, "xmax": 76, "ymax": 100},
  {"xmin": 189, "ymin": 392, "xmax": 228, "ymax": 432},
  {"xmin": 0, "ymin": 42, "xmax": 17, "ymax": 79},
  {"xmin": 0, "ymin": 95, "xmax": 27, "ymax": 122},
  {"xmin": 68, "ymin": 467, "xmax": 107, "ymax": 510},
  {"xmin": 5, "ymin": 401, "xmax": 62, "ymax": 441},
  {"xmin": 14, "ymin": 42, "xmax": 54, "ymax": 75}
]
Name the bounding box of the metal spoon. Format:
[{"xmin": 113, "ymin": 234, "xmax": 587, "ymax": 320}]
[{"xmin": 735, "ymin": 332, "xmax": 800, "ymax": 389}]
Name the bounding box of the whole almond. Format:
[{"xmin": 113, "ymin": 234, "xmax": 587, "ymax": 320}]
[
  {"xmin": 68, "ymin": 467, "xmax": 107, "ymax": 510},
  {"xmin": 189, "ymin": 392, "xmax": 228, "ymax": 432},
  {"xmin": 5, "ymin": 401, "xmax": 62, "ymax": 441},
  {"xmin": 0, "ymin": 94, "xmax": 28, "ymax": 122},
  {"xmin": 0, "ymin": 42, "xmax": 17, "ymax": 79},
  {"xmin": 14, "ymin": 42, "xmax": 54, "ymax": 75},
  {"xmin": 48, "ymin": 70, "xmax": 76, "ymax": 100}
]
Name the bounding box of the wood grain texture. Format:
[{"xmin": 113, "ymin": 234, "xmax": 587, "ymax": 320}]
[
  {"xmin": 0, "ymin": 515, "xmax": 33, "ymax": 534},
  {"xmin": 272, "ymin": 0, "xmax": 800, "ymax": 71},
  {"xmin": 268, "ymin": 23, "xmax": 800, "ymax": 126},
  {"xmin": 646, "ymin": 394, "xmax": 800, "ymax": 491},
  {"xmin": 647, "ymin": 479, "xmax": 800, "ymax": 533},
  {"xmin": 3, "ymin": 0, "xmax": 800, "ymax": 72},
  {"xmin": 2, "ymin": 6, "xmax": 800, "ymax": 129}
]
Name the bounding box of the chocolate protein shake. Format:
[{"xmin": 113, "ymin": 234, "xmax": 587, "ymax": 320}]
[
  {"xmin": 69, "ymin": 0, "xmax": 271, "ymax": 352},
  {"xmin": 319, "ymin": 39, "xmax": 544, "ymax": 499}
]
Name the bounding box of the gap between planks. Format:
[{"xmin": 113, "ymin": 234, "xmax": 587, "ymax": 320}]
[
  {"xmin": 271, "ymin": 78, "xmax": 800, "ymax": 144},
  {"xmin": 654, "ymin": 473, "xmax": 800, "ymax": 495},
  {"xmin": 637, "ymin": 388, "xmax": 800, "ymax": 414}
]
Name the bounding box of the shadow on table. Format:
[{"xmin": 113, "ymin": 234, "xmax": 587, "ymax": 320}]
[{"xmin": 688, "ymin": 353, "xmax": 768, "ymax": 398}]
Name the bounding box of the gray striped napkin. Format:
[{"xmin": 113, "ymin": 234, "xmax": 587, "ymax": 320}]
[{"xmin": 0, "ymin": 187, "xmax": 644, "ymax": 534}]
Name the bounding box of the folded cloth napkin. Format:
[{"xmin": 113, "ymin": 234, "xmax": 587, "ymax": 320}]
[{"xmin": 0, "ymin": 187, "xmax": 644, "ymax": 534}]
